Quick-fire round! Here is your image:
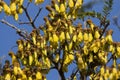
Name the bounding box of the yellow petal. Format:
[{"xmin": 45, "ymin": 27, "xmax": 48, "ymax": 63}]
[
  {"xmin": 69, "ymin": 0, "xmax": 74, "ymax": 8},
  {"xmin": 60, "ymin": 3, "xmax": 65, "ymax": 13}
]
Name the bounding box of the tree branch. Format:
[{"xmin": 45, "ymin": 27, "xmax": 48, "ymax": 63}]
[
  {"xmin": 58, "ymin": 69, "xmax": 66, "ymax": 80},
  {"xmin": 1, "ymin": 19, "xmax": 21, "ymax": 32},
  {"xmin": 19, "ymin": 21, "xmax": 31, "ymax": 25},
  {"xmin": 22, "ymin": 5, "xmax": 36, "ymax": 29},
  {"xmin": 71, "ymin": 68, "xmax": 79, "ymax": 80},
  {"xmin": 33, "ymin": 7, "xmax": 42, "ymax": 23},
  {"xmin": 0, "ymin": 19, "xmax": 28, "ymax": 39},
  {"xmin": 100, "ymin": 20, "xmax": 110, "ymax": 38}
]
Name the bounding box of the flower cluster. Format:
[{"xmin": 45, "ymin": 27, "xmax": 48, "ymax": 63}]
[{"xmin": 0, "ymin": 0, "xmax": 44, "ymax": 20}]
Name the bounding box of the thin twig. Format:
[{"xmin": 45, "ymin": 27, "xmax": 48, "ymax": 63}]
[
  {"xmin": 33, "ymin": 7, "xmax": 42, "ymax": 23},
  {"xmin": 22, "ymin": 5, "xmax": 36, "ymax": 29},
  {"xmin": 0, "ymin": 19, "xmax": 27, "ymax": 39},
  {"xmin": 26, "ymin": 1, "xmax": 30, "ymax": 9},
  {"xmin": 19, "ymin": 21, "xmax": 31, "ymax": 25},
  {"xmin": 71, "ymin": 68, "xmax": 79, "ymax": 79},
  {"xmin": 100, "ymin": 21, "xmax": 110, "ymax": 38},
  {"xmin": 1, "ymin": 19, "xmax": 21, "ymax": 32},
  {"xmin": 107, "ymin": 52, "xmax": 115, "ymax": 65}
]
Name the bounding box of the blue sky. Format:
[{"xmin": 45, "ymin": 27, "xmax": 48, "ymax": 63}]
[{"xmin": 0, "ymin": 0, "xmax": 120, "ymax": 80}]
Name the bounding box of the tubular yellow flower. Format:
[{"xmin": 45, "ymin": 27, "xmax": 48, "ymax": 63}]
[
  {"xmin": 75, "ymin": 0, "xmax": 83, "ymax": 8},
  {"xmin": 105, "ymin": 30, "xmax": 113, "ymax": 44},
  {"xmin": 5, "ymin": 73, "xmax": 11, "ymax": 80},
  {"xmin": 30, "ymin": 30, "xmax": 37, "ymax": 45},
  {"xmin": 66, "ymin": 32, "xmax": 70, "ymax": 40},
  {"xmin": 3, "ymin": 2, "xmax": 11, "ymax": 15},
  {"xmin": 16, "ymin": 40, "xmax": 23, "ymax": 51},
  {"xmin": 94, "ymin": 27, "xmax": 100, "ymax": 39},
  {"xmin": 87, "ymin": 19, "xmax": 94, "ymax": 31},
  {"xmin": 28, "ymin": 76, "xmax": 32, "ymax": 80},
  {"xmin": 77, "ymin": 31, "xmax": 83, "ymax": 42},
  {"xmin": 54, "ymin": 4, "xmax": 60, "ymax": 12},
  {"xmin": 19, "ymin": 0, "xmax": 24, "ymax": 5},
  {"xmin": 100, "ymin": 66, "xmax": 105, "ymax": 75},
  {"xmin": 10, "ymin": 2, "xmax": 16, "ymax": 14},
  {"xmin": 18, "ymin": 7, "xmax": 23, "ymax": 14},
  {"xmin": 59, "ymin": 31, "xmax": 65, "ymax": 42},
  {"xmin": 54, "ymin": 53, "xmax": 60, "ymax": 63},
  {"xmin": 26, "ymin": 51, "xmax": 33, "ymax": 66},
  {"xmin": 83, "ymin": 45, "xmax": 88, "ymax": 55},
  {"xmin": 88, "ymin": 29, "xmax": 93, "ymax": 42},
  {"xmin": 53, "ymin": 32, "xmax": 59, "ymax": 43},
  {"xmin": 72, "ymin": 33, "xmax": 77, "ymax": 42},
  {"xmin": 14, "ymin": 13, "xmax": 19, "ymax": 20},
  {"xmin": 64, "ymin": 53, "xmax": 74, "ymax": 65},
  {"xmin": 45, "ymin": 57, "xmax": 51, "ymax": 68},
  {"xmin": 68, "ymin": 0, "xmax": 74, "ymax": 8},
  {"xmin": 35, "ymin": 0, "xmax": 44, "ymax": 5},
  {"xmin": 60, "ymin": 3, "xmax": 65, "ymax": 13},
  {"xmin": 9, "ymin": 51, "xmax": 17, "ymax": 64},
  {"xmin": 13, "ymin": 65, "xmax": 18, "ymax": 75},
  {"xmin": 68, "ymin": 41, "xmax": 73, "ymax": 50},
  {"xmin": 109, "ymin": 44, "xmax": 115, "ymax": 53},
  {"xmin": 36, "ymin": 71, "xmax": 42, "ymax": 79},
  {"xmin": 83, "ymin": 30, "xmax": 88, "ymax": 42}
]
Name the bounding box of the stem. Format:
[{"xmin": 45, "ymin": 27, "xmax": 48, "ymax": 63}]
[
  {"xmin": 22, "ymin": 6, "xmax": 36, "ymax": 29},
  {"xmin": 58, "ymin": 69, "xmax": 66, "ymax": 80},
  {"xmin": 0, "ymin": 19, "xmax": 27, "ymax": 39}
]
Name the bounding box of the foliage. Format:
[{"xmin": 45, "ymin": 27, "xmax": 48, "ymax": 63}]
[{"xmin": 0, "ymin": 0, "xmax": 120, "ymax": 80}]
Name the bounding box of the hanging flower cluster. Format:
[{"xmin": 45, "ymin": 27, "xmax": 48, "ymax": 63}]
[{"xmin": 0, "ymin": 0, "xmax": 44, "ymax": 20}]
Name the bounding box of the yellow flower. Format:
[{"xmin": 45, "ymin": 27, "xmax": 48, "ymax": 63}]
[
  {"xmin": 54, "ymin": 53, "xmax": 60, "ymax": 63},
  {"xmin": 0, "ymin": 6, "xmax": 3, "ymax": 12},
  {"xmin": 60, "ymin": 3, "xmax": 65, "ymax": 13},
  {"xmin": 53, "ymin": 32, "xmax": 59, "ymax": 43},
  {"xmin": 87, "ymin": 19, "xmax": 94, "ymax": 31},
  {"xmin": 105, "ymin": 30, "xmax": 113, "ymax": 44},
  {"xmin": 83, "ymin": 30, "xmax": 88, "ymax": 42},
  {"xmin": 10, "ymin": 2, "xmax": 16, "ymax": 14},
  {"xmin": 5, "ymin": 73, "xmax": 11, "ymax": 80},
  {"xmin": 109, "ymin": 44, "xmax": 115, "ymax": 53},
  {"xmin": 75, "ymin": 0, "xmax": 83, "ymax": 8},
  {"xmin": 68, "ymin": 0, "xmax": 74, "ymax": 8},
  {"xmin": 54, "ymin": 4, "xmax": 60, "ymax": 12},
  {"xmin": 66, "ymin": 32, "xmax": 70, "ymax": 40},
  {"xmin": 14, "ymin": 13, "xmax": 19, "ymax": 20},
  {"xmin": 100, "ymin": 66, "xmax": 105, "ymax": 75},
  {"xmin": 35, "ymin": 0, "xmax": 44, "ymax": 4},
  {"xmin": 45, "ymin": 57, "xmax": 51, "ymax": 68},
  {"xmin": 36, "ymin": 71, "xmax": 42, "ymax": 79},
  {"xmin": 19, "ymin": 0, "xmax": 24, "ymax": 5},
  {"xmin": 77, "ymin": 31, "xmax": 83, "ymax": 42},
  {"xmin": 72, "ymin": 33, "xmax": 77, "ymax": 42},
  {"xmin": 94, "ymin": 29, "xmax": 100, "ymax": 39},
  {"xmin": 3, "ymin": 2, "xmax": 11, "ymax": 15},
  {"xmin": 16, "ymin": 40, "xmax": 23, "ymax": 51},
  {"xmin": 88, "ymin": 32, "xmax": 93, "ymax": 42},
  {"xmin": 68, "ymin": 41, "xmax": 73, "ymax": 50},
  {"xmin": 18, "ymin": 7, "xmax": 23, "ymax": 14}
]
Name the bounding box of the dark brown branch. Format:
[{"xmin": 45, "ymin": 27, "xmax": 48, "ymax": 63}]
[
  {"xmin": 107, "ymin": 52, "xmax": 115, "ymax": 65},
  {"xmin": 22, "ymin": 6, "xmax": 36, "ymax": 29},
  {"xmin": 19, "ymin": 21, "xmax": 31, "ymax": 25},
  {"xmin": 33, "ymin": 7, "xmax": 42, "ymax": 23},
  {"xmin": 100, "ymin": 20, "xmax": 110, "ymax": 38},
  {"xmin": 71, "ymin": 68, "xmax": 79, "ymax": 80},
  {"xmin": 58, "ymin": 69, "xmax": 66, "ymax": 80}
]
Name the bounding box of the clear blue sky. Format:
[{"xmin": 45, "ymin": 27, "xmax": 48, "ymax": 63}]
[{"xmin": 0, "ymin": 0, "xmax": 120, "ymax": 80}]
